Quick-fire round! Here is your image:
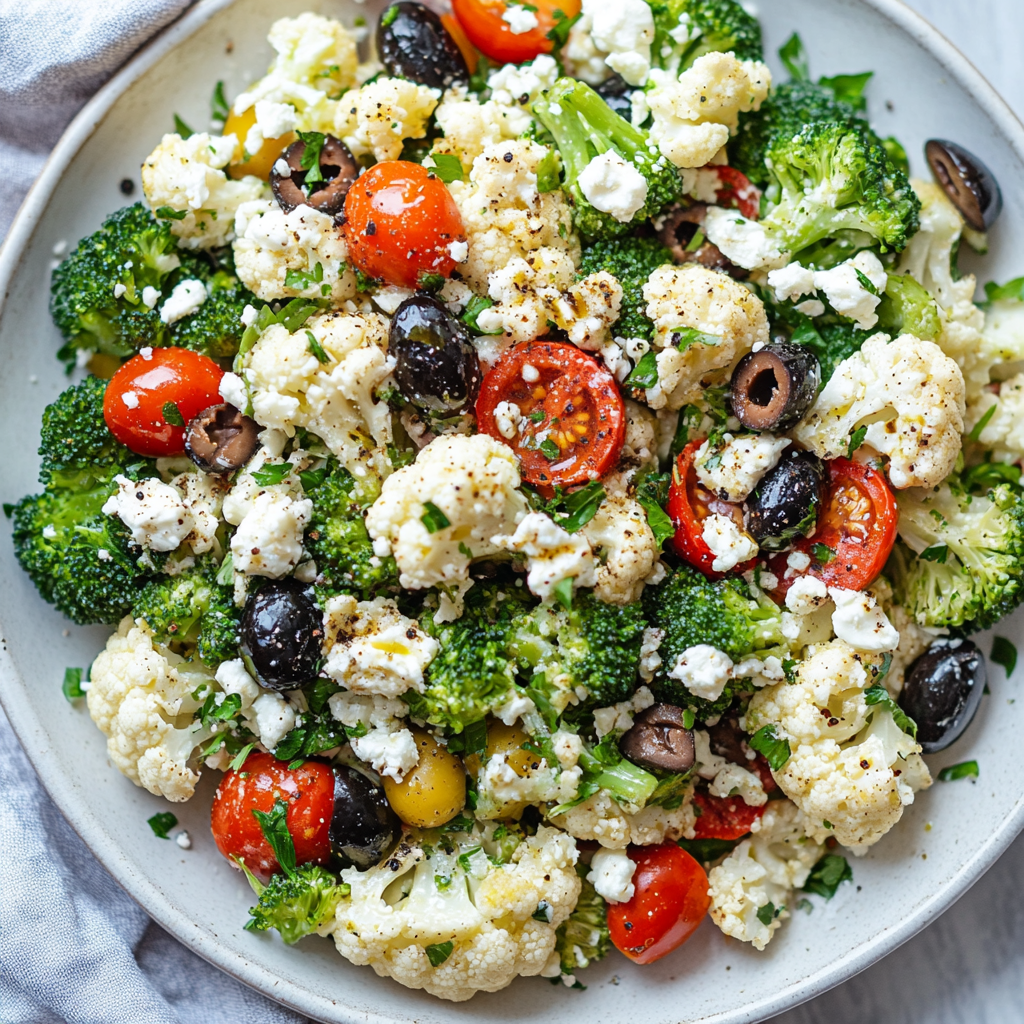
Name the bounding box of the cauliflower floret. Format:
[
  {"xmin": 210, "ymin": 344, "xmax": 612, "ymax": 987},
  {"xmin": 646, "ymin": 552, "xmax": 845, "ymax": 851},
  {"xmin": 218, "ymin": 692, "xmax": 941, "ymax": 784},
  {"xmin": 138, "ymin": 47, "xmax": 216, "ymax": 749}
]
[
  {"xmin": 646, "ymin": 54, "xmax": 771, "ymax": 169},
  {"xmin": 494, "ymin": 511, "xmax": 597, "ymax": 603},
  {"xmin": 692, "ymin": 728, "xmax": 767, "ymax": 806},
  {"xmin": 335, "ymin": 77, "xmax": 440, "ymax": 163},
  {"xmin": 322, "ymin": 595, "xmax": 438, "ymax": 697},
  {"xmin": 365, "ymin": 434, "xmax": 530, "ymax": 590},
  {"xmin": 642, "ymin": 264, "xmax": 770, "ymax": 409},
  {"xmin": 87, "ymin": 618, "xmax": 219, "ymax": 801},
  {"xmin": 141, "ymin": 133, "xmax": 264, "ymax": 249},
  {"xmin": 708, "ymin": 800, "xmax": 825, "ymax": 950},
  {"xmin": 793, "ymin": 333, "xmax": 965, "ymax": 490},
  {"xmin": 448, "ymin": 140, "xmax": 579, "ymax": 296},
  {"xmin": 549, "ymin": 788, "xmax": 696, "ymax": 849},
  {"xmin": 580, "ymin": 494, "xmax": 657, "ymax": 605},
  {"xmin": 327, "ymin": 826, "xmax": 580, "ymax": 1001},
  {"xmin": 239, "ymin": 310, "xmax": 393, "ymax": 480},
  {"xmin": 746, "ymin": 639, "xmax": 932, "ymax": 852},
  {"xmin": 232, "ymin": 200, "xmax": 356, "ymax": 303},
  {"xmin": 431, "ymin": 91, "xmax": 521, "ymax": 169},
  {"xmin": 232, "ymin": 13, "xmax": 359, "ymax": 133}
]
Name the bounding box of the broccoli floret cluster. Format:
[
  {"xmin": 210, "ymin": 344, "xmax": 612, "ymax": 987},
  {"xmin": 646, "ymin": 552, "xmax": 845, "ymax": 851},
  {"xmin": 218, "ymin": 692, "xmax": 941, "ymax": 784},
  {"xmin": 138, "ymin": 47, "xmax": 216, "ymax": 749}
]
[
  {"xmin": 648, "ymin": 0, "xmax": 763, "ymax": 74},
  {"xmin": 554, "ymin": 866, "xmax": 611, "ymax": 978},
  {"xmin": 168, "ymin": 261, "xmax": 258, "ymax": 360},
  {"xmin": 11, "ymin": 376, "xmax": 159, "ymax": 624},
  {"xmin": 888, "ymin": 469, "xmax": 1024, "ymax": 635},
  {"xmin": 534, "ymin": 79, "xmax": 683, "ymax": 242},
  {"xmin": 242, "ymin": 863, "xmax": 348, "ymax": 945},
  {"xmin": 643, "ymin": 563, "xmax": 787, "ymax": 717},
  {"xmin": 579, "ymin": 236, "xmax": 672, "ymax": 342}
]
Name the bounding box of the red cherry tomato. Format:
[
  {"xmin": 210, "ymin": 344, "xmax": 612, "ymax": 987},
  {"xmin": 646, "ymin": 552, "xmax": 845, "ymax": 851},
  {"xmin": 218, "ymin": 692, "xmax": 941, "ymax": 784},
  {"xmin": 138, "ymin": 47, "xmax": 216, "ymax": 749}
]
[
  {"xmin": 607, "ymin": 844, "xmax": 711, "ymax": 965},
  {"xmin": 771, "ymin": 457, "xmax": 898, "ymax": 597},
  {"xmin": 103, "ymin": 347, "xmax": 224, "ymax": 457},
  {"xmin": 708, "ymin": 166, "xmax": 762, "ymax": 220},
  {"xmin": 666, "ymin": 440, "xmax": 757, "ymax": 578},
  {"xmin": 210, "ymin": 752, "xmax": 334, "ymax": 881},
  {"xmin": 342, "ymin": 161, "xmax": 465, "ymax": 289},
  {"xmin": 451, "ymin": 0, "xmax": 580, "ymax": 64},
  {"xmin": 691, "ymin": 790, "xmax": 766, "ymax": 841},
  {"xmin": 476, "ymin": 340, "xmax": 626, "ymax": 490}
]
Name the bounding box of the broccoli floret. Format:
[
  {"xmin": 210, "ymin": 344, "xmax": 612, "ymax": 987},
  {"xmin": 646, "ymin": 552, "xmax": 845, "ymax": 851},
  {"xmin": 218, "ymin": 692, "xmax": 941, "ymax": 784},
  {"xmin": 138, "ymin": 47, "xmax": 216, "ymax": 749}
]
[
  {"xmin": 168, "ymin": 264, "xmax": 257, "ymax": 359},
  {"xmin": 241, "ymin": 862, "xmax": 349, "ymax": 945},
  {"xmin": 533, "ymin": 79, "xmax": 683, "ymax": 241},
  {"xmin": 50, "ymin": 203, "xmax": 183, "ymax": 363},
  {"xmin": 554, "ymin": 866, "xmax": 611, "ymax": 978},
  {"xmin": 642, "ymin": 563, "xmax": 787, "ymax": 717},
  {"xmin": 132, "ymin": 556, "xmax": 239, "ymax": 663},
  {"xmin": 887, "ymin": 470, "xmax": 1024, "ymax": 634},
  {"xmin": 579, "ymin": 236, "xmax": 672, "ymax": 342},
  {"xmin": 648, "ymin": 0, "xmax": 762, "ymax": 75},
  {"xmin": 303, "ymin": 460, "xmax": 399, "ymax": 603}
]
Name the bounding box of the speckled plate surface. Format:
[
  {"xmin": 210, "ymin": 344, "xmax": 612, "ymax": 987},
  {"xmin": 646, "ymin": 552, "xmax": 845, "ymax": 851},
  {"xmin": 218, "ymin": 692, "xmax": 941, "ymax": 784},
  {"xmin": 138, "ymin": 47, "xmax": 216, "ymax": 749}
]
[{"xmin": 2, "ymin": 0, "xmax": 1023, "ymax": 1020}]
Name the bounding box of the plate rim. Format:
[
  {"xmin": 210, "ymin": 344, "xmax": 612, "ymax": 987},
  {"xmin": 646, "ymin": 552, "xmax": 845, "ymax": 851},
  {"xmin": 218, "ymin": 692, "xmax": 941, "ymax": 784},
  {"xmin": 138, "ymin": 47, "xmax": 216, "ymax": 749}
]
[{"xmin": 2, "ymin": 1, "xmax": 1024, "ymax": 1021}]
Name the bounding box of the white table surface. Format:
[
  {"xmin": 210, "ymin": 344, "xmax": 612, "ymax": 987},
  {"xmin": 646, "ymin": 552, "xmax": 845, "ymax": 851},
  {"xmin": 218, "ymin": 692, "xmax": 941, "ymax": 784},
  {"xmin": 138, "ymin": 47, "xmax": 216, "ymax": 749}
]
[{"xmin": 772, "ymin": 2, "xmax": 1024, "ymax": 1022}]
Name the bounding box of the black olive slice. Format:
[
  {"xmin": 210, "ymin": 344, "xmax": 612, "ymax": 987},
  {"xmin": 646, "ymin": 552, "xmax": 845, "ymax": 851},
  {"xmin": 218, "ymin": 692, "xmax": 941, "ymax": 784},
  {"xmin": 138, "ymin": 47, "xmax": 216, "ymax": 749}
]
[
  {"xmin": 378, "ymin": 2, "xmax": 469, "ymax": 90},
  {"xmin": 185, "ymin": 403, "xmax": 260, "ymax": 474},
  {"xmin": 731, "ymin": 340, "xmax": 820, "ymax": 432},
  {"xmin": 390, "ymin": 293, "xmax": 481, "ymax": 413},
  {"xmin": 925, "ymin": 139, "xmax": 1003, "ymax": 232},
  {"xmin": 659, "ymin": 205, "xmax": 748, "ymax": 279},
  {"xmin": 745, "ymin": 449, "xmax": 827, "ymax": 552},
  {"xmin": 271, "ymin": 135, "xmax": 359, "ymax": 217},
  {"xmin": 619, "ymin": 703, "xmax": 695, "ymax": 774},
  {"xmin": 899, "ymin": 640, "xmax": 986, "ymax": 753},
  {"xmin": 329, "ymin": 766, "xmax": 403, "ymax": 869},
  {"xmin": 239, "ymin": 580, "xmax": 323, "ymax": 691}
]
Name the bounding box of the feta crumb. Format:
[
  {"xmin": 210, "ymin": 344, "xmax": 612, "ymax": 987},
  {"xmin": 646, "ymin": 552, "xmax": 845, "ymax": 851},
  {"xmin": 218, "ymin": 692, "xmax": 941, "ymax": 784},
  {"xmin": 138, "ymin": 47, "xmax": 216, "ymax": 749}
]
[
  {"xmin": 494, "ymin": 511, "xmax": 596, "ymax": 601},
  {"xmin": 273, "ymin": 158, "xmax": 292, "ymax": 177},
  {"xmin": 668, "ymin": 644, "xmax": 734, "ymax": 701},
  {"xmin": 252, "ymin": 691, "xmax": 296, "ymax": 750},
  {"xmin": 502, "ymin": 4, "xmax": 540, "ymax": 33},
  {"xmin": 793, "ymin": 299, "xmax": 826, "ymax": 317},
  {"xmin": 159, "ymin": 278, "xmax": 207, "ymax": 325},
  {"xmin": 240, "ymin": 303, "xmax": 258, "ymax": 327},
  {"xmin": 812, "ymin": 251, "xmax": 888, "ymax": 330},
  {"xmin": 786, "ymin": 550, "xmax": 811, "ymax": 572},
  {"xmin": 175, "ymin": 830, "xmax": 192, "ymax": 850},
  {"xmin": 588, "ymin": 848, "xmax": 637, "ymax": 903},
  {"xmin": 701, "ymin": 513, "xmax": 758, "ymax": 573},
  {"xmin": 141, "ymin": 286, "xmax": 160, "ymax": 308},
  {"xmin": 139, "ymin": 346, "xmax": 153, "ymax": 360},
  {"xmin": 42, "ymin": 524, "xmax": 57, "ymax": 540},
  {"xmin": 254, "ymin": 99, "xmax": 298, "ymax": 140},
  {"xmin": 521, "ymin": 363, "xmax": 540, "ymax": 383},
  {"xmin": 695, "ymin": 432, "xmax": 790, "ymax": 502},
  {"xmin": 97, "ymin": 548, "xmax": 111, "ymax": 561},
  {"xmin": 219, "ymin": 371, "xmax": 248, "ymax": 410},
  {"xmin": 101, "ymin": 475, "xmax": 193, "ymax": 552},
  {"xmin": 577, "ymin": 151, "xmax": 649, "ymax": 223},
  {"xmin": 829, "ymin": 587, "xmax": 900, "ymax": 652},
  {"xmin": 215, "ymin": 659, "xmax": 261, "ymax": 709},
  {"xmin": 785, "ymin": 574, "xmax": 829, "ymax": 615},
  {"xmin": 493, "ymin": 400, "xmax": 522, "ymax": 440},
  {"xmin": 113, "ymin": 282, "xmax": 127, "ymax": 299},
  {"xmin": 351, "ymin": 727, "xmax": 420, "ymax": 782},
  {"xmin": 449, "ymin": 239, "xmax": 469, "ymax": 263},
  {"xmin": 767, "ymin": 262, "xmax": 815, "ymax": 303},
  {"xmin": 121, "ymin": 392, "xmax": 140, "ymax": 410}
]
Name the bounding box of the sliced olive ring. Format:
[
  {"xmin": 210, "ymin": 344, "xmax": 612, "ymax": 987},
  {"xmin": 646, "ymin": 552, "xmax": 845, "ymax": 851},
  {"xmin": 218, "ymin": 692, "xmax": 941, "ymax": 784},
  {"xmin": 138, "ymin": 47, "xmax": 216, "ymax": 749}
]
[
  {"xmin": 185, "ymin": 402, "xmax": 260, "ymax": 474},
  {"xmin": 619, "ymin": 703, "xmax": 695, "ymax": 774},
  {"xmin": 271, "ymin": 135, "xmax": 359, "ymax": 218},
  {"xmin": 377, "ymin": 1, "xmax": 469, "ymax": 90},
  {"xmin": 730, "ymin": 340, "xmax": 820, "ymax": 432},
  {"xmin": 595, "ymin": 73, "xmax": 634, "ymax": 119},
  {"xmin": 925, "ymin": 139, "xmax": 1003, "ymax": 232},
  {"xmin": 659, "ymin": 205, "xmax": 748, "ymax": 279}
]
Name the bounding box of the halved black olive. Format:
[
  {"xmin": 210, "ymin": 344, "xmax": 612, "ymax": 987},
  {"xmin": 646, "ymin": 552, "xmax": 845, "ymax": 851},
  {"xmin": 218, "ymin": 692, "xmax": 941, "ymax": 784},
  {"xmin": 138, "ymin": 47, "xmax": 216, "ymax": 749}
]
[
  {"xmin": 185, "ymin": 403, "xmax": 260, "ymax": 474},
  {"xmin": 898, "ymin": 640, "xmax": 986, "ymax": 753},
  {"xmin": 925, "ymin": 139, "xmax": 1003, "ymax": 232},
  {"xmin": 596, "ymin": 73, "xmax": 634, "ymax": 119},
  {"xmin": 390, "ymin": 294, "xmax": 481, "ymax": 413},
  {"xmin": 271, "ymin": 135, "xmax": 359, "ymax": 218},
  {"xmin": 329, "ymin": 766, "xmax": 402, "ymax": 869},
  {"xmin": 619, "ymin": 703, "xmax": 695, "ymax": 774},
  {"xmin": 745, "ymin": 449, "xmax": 827, "ymax": 552},
  {"xmin": 731, "ymin": 340, "xmax": 820, "ymax": 432},
  {"xmin": 378, "ymin": 2, "xmax": 469, "ymax": 90},
  {"xmin": 659, "ymin": 205, "xmax": 747, "ymax": 279},
  {"xmin": 239, "ymin": 580, "xmax": 322, "ymax": 691}
]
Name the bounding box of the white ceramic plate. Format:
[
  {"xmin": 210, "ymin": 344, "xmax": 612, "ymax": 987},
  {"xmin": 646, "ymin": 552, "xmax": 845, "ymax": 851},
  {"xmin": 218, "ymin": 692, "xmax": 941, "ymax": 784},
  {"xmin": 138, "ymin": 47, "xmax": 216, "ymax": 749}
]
[{"xmin": 2, "ymin": 1, "xmax": 1024, "ymax": 1020}]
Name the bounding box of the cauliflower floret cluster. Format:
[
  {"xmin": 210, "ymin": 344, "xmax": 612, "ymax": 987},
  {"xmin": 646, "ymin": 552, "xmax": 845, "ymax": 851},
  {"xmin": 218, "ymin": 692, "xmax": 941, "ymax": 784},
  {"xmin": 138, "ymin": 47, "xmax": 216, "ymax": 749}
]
[
  {"xmin": 335, "ymin": 77, "xmax": 440, "ymax": 163},
  {"xmin": 549, "ymin": 789, "xmax": 696, "ymax": 850},
  {"xmin": 642, "ymin": 264, "xmax": 770, "ymax": 409},
  {"xmin": 234, "ymin": 310, "xmax": 394, "ymax": 481},
  {"xmin": 327, "ymin": 826, "xmax": 580, "ymax": 1001},
  {"xmin": 495, "ymin": 511, "xmax": 597, "ymax": 602},
  {"xmin": 646, "ymin": 53, "xmax": 771, "ymax": 169},
  {"xmin": 365, "ymin": 434, "xmax": 529, "ymax": 590},
  {"xmin": 746, "ymin": 639, "xmax": 932, "ymax": 852},
  {"xmin": 141, "ymin": 133, "xmax": 265, "ymax": 249},
  {"xmin": 793, "ymin": 333, "xmax": 965, "ymax": 489},
  {"xmin": 232, "ymin": 200, "xmax": 356, "ymax": 303},
  {"xmin": 580, "ymin": 494, "xmax": 658, "ymax": 605},
  {"xmin": 708, "ymin": 800, "xmax": 825, "ymax": 949},
  {"xmin": 87, "ymin": 618, "xmax": 220, "ymax": 801}
]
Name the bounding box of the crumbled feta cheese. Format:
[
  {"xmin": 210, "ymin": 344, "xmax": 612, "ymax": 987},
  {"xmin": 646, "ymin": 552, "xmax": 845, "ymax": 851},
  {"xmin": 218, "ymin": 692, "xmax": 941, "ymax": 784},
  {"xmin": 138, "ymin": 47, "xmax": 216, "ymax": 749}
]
[
  {"xmin": 273, "ymin": 158, "xmax": 292, "ymax": 177},
  {"xmin": 175, "ymin": 830, "xmax": 192, "ymax": 850},
  {"xmin": 121, "ymin": 392, "xmax": 140, "ymax": 410},
  {"xmin": 785, "ymin": 575, "xmax": 830, "ymax": 616},
  {"xmin": 254, "ymin": 99, "xmax": 298, "ymax": 139},
  {"xmin": 229, "ymin": 489, "xmax": 312, "ymax": 578},
  {"xmin": 588, "ymin": 849, "xmax": 637, "ymax": 904},
  {"xmin": 159, "ymin": 278, "xmax": 207, "ymax": 325},
  {"xmin": 351, "ymin": 727, "xmax": 420, "ymax": 782},
  {"xmin": 577, "ymin": 151, "xmax": 649, "ymax": 223},
  {"xmin": 218, "ymin": 371, "xmax": 249, "ymax": 410},
  {"xmin": 494, "ymin": 511, "xmax": 596, "ymax": 602},
  {"xmin": 639, "ymin": 626, "xmax": 664, "ymax": 682},
  {"xmin": 585, "ymin": 0, "xmax": 655, "ymax": 86},
  {"xmin": 102, "ymin": 475, "xmax": 193, "ymax": 552},
  {"xmin": 493, "ymin": 692, "xmax": 538, "ymax": 727},
  {"xmin": 215, "ymin": 659, "xmax": 261, "ymax": 709},
  {"xmin": 767, "ymin": 262, "xmax": 816, "ymax": 303},
  {"xmin": 501, "ymin": 4, "xmax": 539, "ymax": 33},
  {"xmin": 141, "ymin": 286, "xmax": 160, "ymax": 308},
  {"xmin": 449, "ymin": 239, "xmax": 469, "ymax": 263},
  {"xmin": 113, "ymin": 282, "xmax": 127, "ymax": 299},
  {"xmin": 521, "ymin": 363, "xmax": 540, "ymax": 383},
  {"xmin": 139, "ymin": 346, "xmax": 154, "ymax": 360},
  {"xmin": 371, "ymin": 284, "xmax": 416, "ymax": 314},
  {"xmin": 668, "ymin": 644, "xmax": 734, "ymax": 701},
  {"xmin": 695, "ymin": 432, "xmax": 790, "ymax": 502},
  {"xmin": 252, "ymin": 691, "xmax": 296, "ymax": 750},
  {"xmin": 829, "ymin": 587, "xmax": 900, "ymax": 652},
  {"xmin": 793, "ymin": 299, "xmax": 826, "ymax": 317},
  {"xmin": 701, "ymin": 513, "xmax": 758, "ymax": 573},
  {"xmin": 812, "ymin": 251, "xmax": 888, "ymax": 330},
  {"xmin": 42, "ymin": 524, "xmax": 57, "ymax": 540},
  {"xmin": 704, "ymin": 209, "xmax": 785, "ymax": 271},
  {"xmin": 493, "ymin": 400, "xmax": 523, "ymax": 440},
  {"xmin": 592, "ymin": 686, "xmax": 655, "ymax": 738},
  {"xmin": 786, "ymin": 550, "xmax": 811, "ymax": 572}
]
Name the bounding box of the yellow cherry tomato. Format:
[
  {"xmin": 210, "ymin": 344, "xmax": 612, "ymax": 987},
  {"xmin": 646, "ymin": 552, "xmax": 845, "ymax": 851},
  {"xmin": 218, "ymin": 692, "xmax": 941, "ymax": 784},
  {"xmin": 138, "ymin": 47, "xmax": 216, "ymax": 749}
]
[
  {"xmin": 383, "ymin": 728, "xmax": 466, "ymax": 828},
  {"xmin": 223, "ymin": 105, "xmax": 295, "ymax": 181}
]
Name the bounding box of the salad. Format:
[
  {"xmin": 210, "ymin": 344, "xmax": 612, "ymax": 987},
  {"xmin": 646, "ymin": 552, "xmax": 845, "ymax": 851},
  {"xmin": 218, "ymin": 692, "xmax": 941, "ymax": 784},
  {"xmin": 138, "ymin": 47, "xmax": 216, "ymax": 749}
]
[{"xmin": 9, "ymin": 0, "xmax": 1023, "ymax": 1002}]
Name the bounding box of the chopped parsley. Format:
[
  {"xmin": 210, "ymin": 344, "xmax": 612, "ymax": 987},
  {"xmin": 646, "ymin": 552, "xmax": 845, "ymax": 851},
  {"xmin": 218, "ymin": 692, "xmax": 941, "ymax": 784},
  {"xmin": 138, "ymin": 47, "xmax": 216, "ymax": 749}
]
[
  {"xmin": 148, "ymin": 811, "xmax": 178, "ymax": 839},
  {"xmin": 992, "ymin": 636, "xmax": 1017, "ymax": 676},
  {"xmin": 748, "ymin": 724, "xmax": 791, "ymax": 771},
  {"xmin": 425, "ymin": 940, "xmax": 454, "ymax": 967},
  {"xmin": 624, "ymin": 349, "xmax": 659, "ymax": 389},
  {"xmin": 62, "ymin": 667, "xmax": 85, "ymax": 702},
  {"xmin": 250, "ymin": 462, "xmax": 292, "ymax": 486},
  {"xmin": 162, "ymin": 401, "xmax": 185, "ymax": 427},
  {"xmin": 938, "ymin": 760, "xmax": 979, "ymax": 782},
  {"xmin": 421, "ymin": 501, "xmax": 451, "ymax": 533},
  {"xmin": 801, "ymin": 853, "xmax": 852, "ymax": 899},
  {"xmin": 430, "ymin": 154, "xmax": 465, "ymax": 184}
]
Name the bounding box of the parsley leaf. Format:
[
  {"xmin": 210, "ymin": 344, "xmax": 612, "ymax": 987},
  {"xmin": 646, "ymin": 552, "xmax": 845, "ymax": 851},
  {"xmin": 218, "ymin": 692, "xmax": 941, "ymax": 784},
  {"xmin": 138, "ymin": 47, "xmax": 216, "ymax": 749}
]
[
  {"xmin": 756, "ymin": 902, "xmax": 776, "ymax": 926},
  {"xmin": 812, "ymin": 543, "xmax": 835, "ymax": 564},
  {"xmin": 421, "ymin": 501, "xmax": 451, "ymax": 533},
  {"xmin": 864, "ymin": 683, "xmax": 917, "ymax": 738},
  {"xmin": 62, "ymin": 667, "xmax": 85, "ymax": 702},
  {"xmin": 545, "ymin": 7, "xmax": 581, "ymax": 48},
  {"xmin": 778, "ymin": 32, "xmax": 809, "ymax": 81},
  {"xmin": 155, "ymin": 206, "xmax": 188, "ymax": 221},
  {"xmin": 148, "ymin": 811, "xmax": 178, "ymax": 839},
  {"xmin": 847, "ymin": 425, "xmax": 868, "ymax": 458},
  {"xmin": 937, "ymin": 760, "xmax": 979, "ymax": 782},
  {"xmin": 305, "ymin": 329, "xmax": 329, "ymax": 364},
  {"xmin": 558, "ymin": 481, "xmax": 605, "ymax": 533},
  {"xmin": 748, "ymin": 724, "xmax": 791, "ymax": 771},
  {"xmin": 552, "ymin": 576, "xmax": 574, "ymax": 610},
  {"xmin": 801, "ymin": 853, "xmax": 852, "ymax": 899},
  {"xmin": 818, "ymin": 71, "xmax": 873, "ymax": 111},
  {"xmin": 854, "ymin": 268, "xmax": 880, "ymax": 295},
  {"xmin": 229, "ymin": 742, "xmax": 256, "ymax": 772},
  {"xmin": 625, "ymin": 350, "xmax": 659, "ymax": 389},
  {"xmin": 539, "ymin": 437, "xmax": 560, "ymax": 461},
  {"xmin": 161, "ymin": 401, "xmax": 185, "ymax": 427},
  {"xmin": 296, "ymin": 131, "xmax": 326, "ymax": 184},
  {"xmin": 673, "ymin": 327, "xmax": 720, "ymax": 351},
  {"xmin": 968, "ymin": 403, "xmax": 997, "ymax": 442},
  {"xmin": 173, "ymin": 113, "xmax": 194, "ymax": 138},
  {"xmin": 637, "ymin": 488, "xmax": 674, "ymax": 550},
  {"xmin": 252, "ymin": 797, "xmax": 297, "ymax": 876},
  {"xmin": 251, "ymin": 463, "xmax": 292, "ymax": 486},
  {"xmin": 210, "ymin": 80, "xmax": 230, "ymax": 123},
  {"xmin": 430, "ymin": 153, "xmax": 465, "ymax": 183},
  {"xmin": 992, "ymin": 636, "xmax": 1017, "ymax": 676},
  {"xmin": 461, "ymin": 295, "xmax": 502, "ymax": 335},
  {"xmin": 919, "ymin": 543, "xmax": 948, "ymax": 563},
  {"xmin": 425, "ymin": 940, "xmax": 454, "ymax": 966}
]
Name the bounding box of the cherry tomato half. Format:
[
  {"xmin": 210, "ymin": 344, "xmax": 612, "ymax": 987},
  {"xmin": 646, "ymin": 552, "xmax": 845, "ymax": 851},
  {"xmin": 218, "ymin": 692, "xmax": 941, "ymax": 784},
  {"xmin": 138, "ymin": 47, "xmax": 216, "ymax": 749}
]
[
  {"xmin": 666, "ymin": 440, "xmax": 757, "ymax": 578},
  {"xmin": 476, "ymin": 340, "xmax": 626, "ymax": 489},
  {"xmin": 691, "ymin": 790, "xmax": 766, "ymax": 841},
  {"xmin": 211, "ymin": 752, "xmax": 334, "ymax": 881},
  {"xmin": 343, "ymin": 161, "xmax": 465, "ymax": 290},
  {"xmin": 451, "ymin": 0, "xmax": 580, "ymax": 64},
  {"xmin": 708, "ymin": 166, "xmax": 762, "ymax": 220},
  {"xmin": 771, "ymin": 457, "xmax": 898, "ymax": 596},
  {"xmin": 103, "ymin": 347, "xmax": 225, "ymax": 457},
  {"xmin": 607, "ymin": 844, "xmax": 711, "ymax": 965}
]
